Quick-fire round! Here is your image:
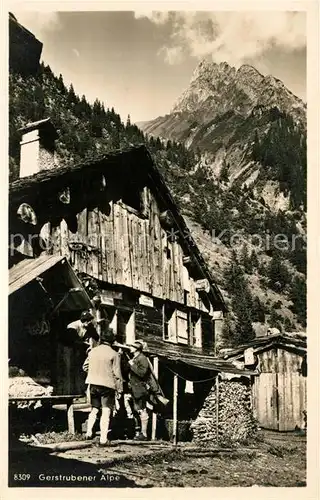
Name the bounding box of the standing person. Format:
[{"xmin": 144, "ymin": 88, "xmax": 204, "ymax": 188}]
[
  {"xmin": 84, "ymin": 328, "xmax": 123, "ymax": 446},
  {"xmin": 127, "ymin": 341, "xmax": 151, "ymax": 441}
]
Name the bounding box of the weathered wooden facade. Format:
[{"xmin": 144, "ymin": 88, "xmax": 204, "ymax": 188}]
[{"xmin": 221, "ymin": 333, "xmax": 307, "ymax": 431}]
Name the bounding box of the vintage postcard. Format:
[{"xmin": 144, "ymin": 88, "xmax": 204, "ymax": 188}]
[{"xmin": 3, "ymin": 1, "xmax": 319, "ymax": 497}]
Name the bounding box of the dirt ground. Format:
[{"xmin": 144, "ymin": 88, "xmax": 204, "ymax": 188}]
[
  {"xmin": 93, "ymin": 431, "xmax": 306, "ymax": 487},
  {"xmin": 9, "ymin": 430, "xmax": 306, "ymax": 488}
]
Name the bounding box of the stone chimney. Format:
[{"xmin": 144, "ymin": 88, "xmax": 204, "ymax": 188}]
[{"xmin": 18, "ymin": 118, "xmax": 58, "ymax": 178}]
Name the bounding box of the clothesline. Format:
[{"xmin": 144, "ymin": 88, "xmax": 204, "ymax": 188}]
[{"xmin": 164, "ymin": 364, "xmax": 218, "ymax": 384}]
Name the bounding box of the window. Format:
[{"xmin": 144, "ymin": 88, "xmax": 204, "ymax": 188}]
[
  {"xmin": 117, "ymin": 309, "xmax": 135, "ymax": 344},
  {"xmin": 103, "ymin": 306, "xmax": 117, "ymax": 334},
  {"xmin": 121, "ymin": 186, "xmax": 142, "ymax": 213},
  {"xmin": 121, "ymin": 185, "xmax": 149, "ymax": 218},
  {"xmin": 163, "ymin": 304, "xmax": 201, "ymax": 347},
  {"xmin": 176, "ymin": 310, "xmax": 188, "ymax": 345}
]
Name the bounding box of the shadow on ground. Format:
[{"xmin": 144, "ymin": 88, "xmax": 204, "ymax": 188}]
[{"xmin": 9, "ymin": 436, "xmax": 143, "ymax": 488}]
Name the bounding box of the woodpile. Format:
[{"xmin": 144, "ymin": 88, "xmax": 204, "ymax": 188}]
[{"xmin": 191, "ymin": 380, "xmax": 257, "ymax": 445}]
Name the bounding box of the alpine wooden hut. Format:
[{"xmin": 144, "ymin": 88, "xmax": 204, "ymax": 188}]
[
  {"xmin": 9, "ymin": 118, "xmax": 257, "ymax": 438},
  {"xmin": 221, "ymin": 333, "xmax": 307, "ymax": 431}
]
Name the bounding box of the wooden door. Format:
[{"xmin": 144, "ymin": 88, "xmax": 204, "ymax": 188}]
[
  {"xmin": 253, "ymin": 348, "xmax": 307, "ymax": 431},
  {"xmin": 252, "ymin": 372, "xmax": 279, "ymax": 430},
  {"xmin": 277, "ymin": 349, "xmax": 307, "ymax": 431},
  {"xmin": 252, "ymin": 349, "xmax": 279, "ymax": 430}
]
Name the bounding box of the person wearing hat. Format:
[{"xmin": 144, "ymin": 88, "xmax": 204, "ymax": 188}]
[
  {"xmin": 84, "ymin": 328, "xmax": 123, "ymax": 446},
  {"xmin": 127, "ymin": 340, "xmax": 151, "ymax": 440}
]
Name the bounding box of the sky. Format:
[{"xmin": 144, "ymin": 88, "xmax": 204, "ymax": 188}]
[{"xmin": 12, "ymin": 10, "xmax": 307, "ymax": 123}]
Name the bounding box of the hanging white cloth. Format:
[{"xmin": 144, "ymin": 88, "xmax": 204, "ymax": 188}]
[{"xmin": 185, "ymin": 380, "xmax": 194, "ymax": 394}]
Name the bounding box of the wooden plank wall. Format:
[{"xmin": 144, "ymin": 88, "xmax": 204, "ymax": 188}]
[
  {"xmin": 252, "ymin": 372, "xmax": 278, "ymax": 430},
  {"xmin": 47, "ymin": 187, "xmax": 211, "ymax": 312},
  {"xmin": 135, "ymin": 304, "xmax": 163, "ymax": 338},
  {"xmin": 252, "ymin": 349, "xmax": 279, "ymax": 430},
  {"xmin": 277, "ymin": 348, "xmax": 306, "ymax": 431},
  {"xmin": 252, "ymin": 347, "xmax": 307, "ymax": 431}
]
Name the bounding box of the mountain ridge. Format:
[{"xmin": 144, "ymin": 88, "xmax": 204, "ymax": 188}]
[
  {"xmin": 171, "ymin": 59, "xmax": 306, "ymax": 122},
  {"xmin": 140, "ymin": 59, "xmax": 306, "ymax": 214}
]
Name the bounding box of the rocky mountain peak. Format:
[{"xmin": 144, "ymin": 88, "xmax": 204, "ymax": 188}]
[
  {"xmin": 236, "ymin": 64, "xmax": 264, "ymax": 86},
  {"xmin": 237, "ymin": 64, "xmax": 262, "ymax": 77},
  {"xmin": 171, "ymin": 59, "xmax": 305, "ymax": 125},
  {"xmin": 191, "ymin": 58, "xmax": 235, "ymax": 82}
]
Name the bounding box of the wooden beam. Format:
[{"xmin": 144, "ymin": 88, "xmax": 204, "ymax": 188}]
[
  {"xmin": 216, "ymin": 375, "xmax": 219, "ymax": 446},
  {"xmin": 151, "ymin": 356, "xmax": 159, "ymax": 441},
  {"xmin": 195, "ymin": 278, "xmax": 210, "ymax": 293},
  {"xmin": 173, "ymin": 372, "xmax": 178, "ymax": 446},
  {"xmin": 67, "ymin": 402, "xmax": 75, "ymax": 435},
  {"xmin": 126, "ymin": 310, "xmax": 135, "ymax": 345},
  {"xmin": 162, "ymin": 303, "xmax": 166, "ymax": 340},
  {"xmin": 96, "ymin": 307, "xmax": 101, "ymax": 337},
  {"xmin": 182, "ymin": 256, "xmax": 192, "ymax": 266},
  {"xmin": 109, "ymin": 308, "xmax": 117, "ymax": 334},
  {"xmin": 159, "ymin": 210, "xmax": 174, "ymax": 227}
]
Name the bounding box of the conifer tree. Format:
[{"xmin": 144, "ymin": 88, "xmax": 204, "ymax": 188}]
[
  {"xmin": 267, "ymin": 252, "xmax": 291, "ymax": 292},
  {"xmin": 57, "ymin": 74, "xmax": 66, "ymax": 93},
  {"xmin": 221, "ymin": 316, "xmax": 235, "ymax": 347},
  {"xmin": 224, "ymin": 258, "xmax": 255, "ymax": 344},
  {"xmin": 250, "ymin": 249, "xmax": 259, "ymax": 269},
  {"xmin": 240, "ymin": 244, "xmax": 253, "ymax": 274},
  {"xmin": 32, "ymin": 86, "xmax": 45, "ymax": 121},
  {"xmin": 219, "ymin": 159, "xmax": 229, "ymax": 183},
  {"xmin": 67, "ymin": 83, "xmax": 76, "ymax": 104},
  {"xmin": 289, "ymin": 276, "xmax": 306, "ymax": 326},
  {"xmin": 251, "ymin": 296, "xmax": 266, "ymax": 323}
]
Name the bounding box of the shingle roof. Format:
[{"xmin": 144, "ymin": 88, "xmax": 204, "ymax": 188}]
[
  {"xmin": 9, "ymin": 254, "xmax": 92, "ymax": 311},
  {"xmin": 18, "ymin": 117, "xmax": 58, "ymax": 137},
  {"xmin": 220, "ymin": 333, "xmax": 307, "ymax": 359},
  {"xmin": 9, "ymin": 254, "xmax": 63, "ymax": 295}
]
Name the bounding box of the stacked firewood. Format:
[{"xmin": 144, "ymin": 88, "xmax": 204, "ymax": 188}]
[{"xmin": 191, "ymin": 380, "xmax": 257, "ymax": 445}]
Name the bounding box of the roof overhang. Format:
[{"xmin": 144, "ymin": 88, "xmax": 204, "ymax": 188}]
[
  {"xmin": 220, "ymin": 333, "xmax": 307, "ymax": 359},
  {"xmin": 9, "ymin": 254, "xmax": 92, "ymax": 312},
  {"xmin": 115, "ymin": 337, "xmax": 257, "ymax": 376}
]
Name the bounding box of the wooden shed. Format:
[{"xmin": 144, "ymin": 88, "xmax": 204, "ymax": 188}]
[
  {"xmin": 9, "ymin": 255, "xmax": 93, "ymax": 395},
  {"xmin": 221, "ymin": 333, "xmax": 307, "ymax": 431}
]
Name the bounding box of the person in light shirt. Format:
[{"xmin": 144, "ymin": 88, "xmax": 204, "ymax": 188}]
[{"xmin": 83, "ymin": 328, "xmax": 123, "ymax": 446}]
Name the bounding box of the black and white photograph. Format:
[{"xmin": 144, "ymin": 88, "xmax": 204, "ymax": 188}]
[{"xmin": 5, "ymin": 4, "xmax": 315, "ymax": 492}]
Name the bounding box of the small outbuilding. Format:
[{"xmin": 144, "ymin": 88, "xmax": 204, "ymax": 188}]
[{"xmin": 221, "ymin": 333, "xmax": 307, "ymax": 432}]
